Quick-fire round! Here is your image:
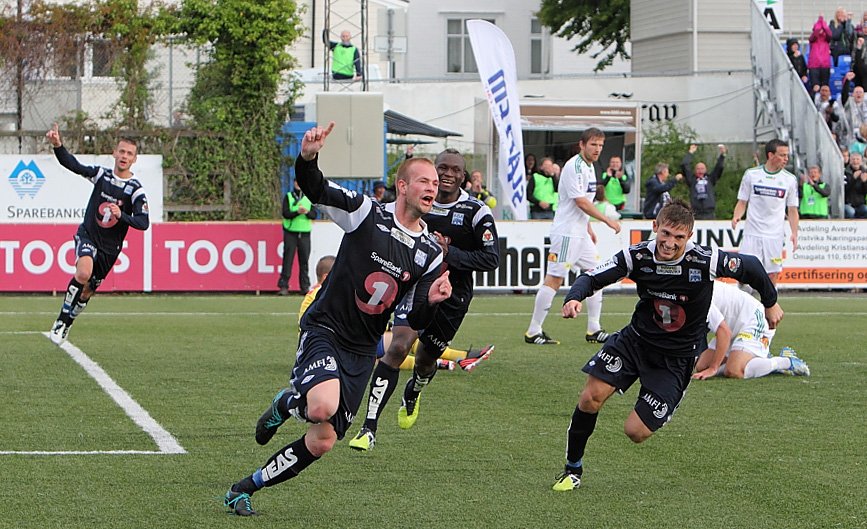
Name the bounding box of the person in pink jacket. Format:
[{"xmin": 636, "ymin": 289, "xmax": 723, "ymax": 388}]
[{"xmin": 809, "ymin": 15, "xmax": 832, "ymax": 94}]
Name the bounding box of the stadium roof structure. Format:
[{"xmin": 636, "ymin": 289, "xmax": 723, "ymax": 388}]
[{"xmin": 384, "ymin": 109, "xmax": 463, "ymax": 138}]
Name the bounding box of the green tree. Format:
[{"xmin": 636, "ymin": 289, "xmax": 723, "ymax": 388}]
[
  {"xmin": 170, "ymin": 0, "xmax": 305, "ymax": 219},
  {"xmin": 537, "ymin": 0, "xmax": 630, "ymax": 72}
]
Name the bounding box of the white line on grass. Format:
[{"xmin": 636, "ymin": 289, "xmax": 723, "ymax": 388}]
[
  {"xmin": 0, "ymin": 450, "xmax": 171, "ymax": 456},
  {"xmin": 4, "ymin": 311, "xmax": 867, "ymax": 317},
  {"xmin": 36, "ymin": 333, "xmax": 186, "ymax": 455}
]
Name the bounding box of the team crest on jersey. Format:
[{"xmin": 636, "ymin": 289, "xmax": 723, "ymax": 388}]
[
  {"xmin": 689, "ymin": 269, "xmax": 702, "ymax": 282},
  {"xmin": 482, "ymin": 229, "xmax": 494, "ymax": 246},
  {"xmin": 656, "ymin": 265, "xmax": 682, "ymax": 275},
  {"xmin": 415, "ymin": 249, "xmax": 427, "ymax": 267},
  {"xmin": 451, "ymin": 213, "xmax": 464, "ymax": 225},
  {"xmin": 123, "ymin": 185, "xmax": 134, "ymax": 195},
  {"xmin": 725, "ymin": 256, "xmax": 741, "ymax": 273},
  {"xmin": 391, "ymin": 227, "xmax": 415, "ymax": 248}
]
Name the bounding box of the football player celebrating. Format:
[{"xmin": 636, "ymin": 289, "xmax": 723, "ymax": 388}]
[
  {"xmin": 552, "ymin": 199, "xmax": 782, "ymax": 492},
  {"xmin": 45, "ymin": 123, "xmax": 149, "ymax": 345},
  {"xmin": 223, "ymin": 122, "xmax": 451, "ymax": 516},
  {"xmin": 348, "ymin": 148, "xmax": 499, "ymax": 452}
]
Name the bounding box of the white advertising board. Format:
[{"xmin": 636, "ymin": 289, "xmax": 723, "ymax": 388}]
[{"xmin": 1, "ymin": 154, "xmax": 164, "ymax": 224}]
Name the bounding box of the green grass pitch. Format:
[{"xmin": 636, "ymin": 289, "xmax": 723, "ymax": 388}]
[{"xmin": 1, "ymin": 293, "xmax": 865, "ymax": 528}]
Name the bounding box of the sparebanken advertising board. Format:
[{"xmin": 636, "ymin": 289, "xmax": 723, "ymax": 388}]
[{"xmin": 3, "ymin": 221, "xmax": 867, "ymax": 292}]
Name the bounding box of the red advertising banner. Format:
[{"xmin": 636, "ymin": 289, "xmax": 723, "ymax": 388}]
[
  {"xmin": 0, "ymin": 223, "xmax": 145, "ymax": 292},
  {"xmin": 150, "ymin": 223, "xmax": 287, "ymax": 291}
]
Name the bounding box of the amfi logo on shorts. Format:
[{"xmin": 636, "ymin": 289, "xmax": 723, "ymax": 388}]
[{"xmin": 7, "ymin": 160, "xmax": 46, "ymax": 199}]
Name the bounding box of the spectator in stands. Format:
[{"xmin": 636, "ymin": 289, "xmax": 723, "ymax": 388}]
[
  {"xmin": 600, "ymin": 155, "xmax": 630, "ymax": 211},
  {"xmin": 326, "ymin": 30, "xmax": 362, "ymax": 81},
  {"xmin": 851, "ymin": 37, "xmax": 867, "ymax": 87},
  {"xmin": 829, "ymin": 7, "xmax": 855, "ymax": 67},
  {"xmin": 527, "ymin": 157, "xmax": 559, "ymax": 219},
  {"xmin": 681, "ymin": 143, "xmax": 727, "ymax": 220},
  {"xmin": 469, "ymin": 170, "xmax": 497, "ymax": 209},
  {"xmin": 841, "ymin": 145, "xmax": 851, "ymax": 166},
  {"xmin": 525, "ymin": 153, "xmax": 538, "ymax": 180},
  {"xmin": 841, "ymin": 73, "xmax": 867, "ymax": 146},
  {"xmin": 798, "ymin": 166, "xmax": 832, "ymax": 219},
  {"xmin": 642, "ymin": 163, "xmax": 682, "ymax": 220},
  {"xmin": 786, "ymin": 38, "xmax": 809, "ymax": 90},
  {"xmin": 845, "ymin": 152, "xmax": 867, "ymax": 218},
  {"xmin": 815, "ymin": 85, "xmax": 846, "ymax": 144},
  {"xmin": 851, "ymin": 123, "xmax": 867, "ymax": 155},
  {"xmin": 855, "ymin": 11, "xmax": 867, "ymax": 41},
  {"xmin": 808, "ymin": 15, "xmax": 832, "ymax": 93}
]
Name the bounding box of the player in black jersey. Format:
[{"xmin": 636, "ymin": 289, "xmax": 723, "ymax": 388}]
[
  {"xmin": 45, "ymin": 124, "xmax": 150, "ymax": 345},
  {"xmin": 347, "ymin": 148, "xmax": 499, "ymax": 452},
  {"xmin": 223, "ymin": 122, "xmax": 452, "ymax": 516},
  {"xmin": 551, "ymin": 199, "xmax": 783, "ymax": 492}
]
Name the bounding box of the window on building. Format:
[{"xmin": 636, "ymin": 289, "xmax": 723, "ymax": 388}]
[
  {"xmin": 46, "ymin": 37, "xmax": 116, "ymax": 79},
  {"xmin": 530, "ymin": 18, "xmax": 545, "ymax": 75},
  {"xmin": 447, "ymin": 18, "xmax": 495, "ymax": 74},
  {"xmin": 91, "ymin": 39, "xmax": 115, "ymax": 78}
]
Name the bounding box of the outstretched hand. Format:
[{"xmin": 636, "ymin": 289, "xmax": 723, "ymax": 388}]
[
  {"xmin": 46, "ymin": 123, "xmax": 62, "ymax": 148},
  {"xmin": 428, "ymin": 270, "xmax": 452, "ymax": 304},
  {"xmin": 301, "ymin": 121, "xmax": 335, "ymax": 161}
]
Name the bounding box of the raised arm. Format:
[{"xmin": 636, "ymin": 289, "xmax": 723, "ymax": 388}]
[{"xmin": 46, "ymin": 123, "xmax": 100, "ymax": 180}]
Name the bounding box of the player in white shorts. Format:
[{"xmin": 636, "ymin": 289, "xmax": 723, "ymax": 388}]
[
  {"xmin": 731, "ymin": 139, "xmax": 799, "ymax": 284},
  {"xmin": 693, "ymin": 281, "xmax": 810, "ymax": 379},
  {"xmin": 524, "ymin": 127, "xmax": 621, "ymax": 345}
]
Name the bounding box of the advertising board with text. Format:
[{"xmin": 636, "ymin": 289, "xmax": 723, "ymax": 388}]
[{"xmin": 2, "ymin": 220, "xmax": 864, "ymax": 292}]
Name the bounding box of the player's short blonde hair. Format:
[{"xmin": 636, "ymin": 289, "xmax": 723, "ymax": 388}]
[{"xmin": 396, "ymin": 157, "xmax": 434, "ymax": 185}]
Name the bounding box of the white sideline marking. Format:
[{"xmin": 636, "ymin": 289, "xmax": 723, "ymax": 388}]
[
  {"xmin": 22, "ymin": 333, "xmax": 186, "ymax": 455},
  {"xmin": 2, "ymin": 310, "xmax": 867, "ymax": 318},
  {"xmin": 0, "ymin": 450, "xmax": 169, "ymax": 456}
]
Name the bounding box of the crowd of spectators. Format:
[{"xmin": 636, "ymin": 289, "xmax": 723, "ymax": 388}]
[{"xmin": 785, "ymin": 8, "xmax": 867, "ymax": 219}]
